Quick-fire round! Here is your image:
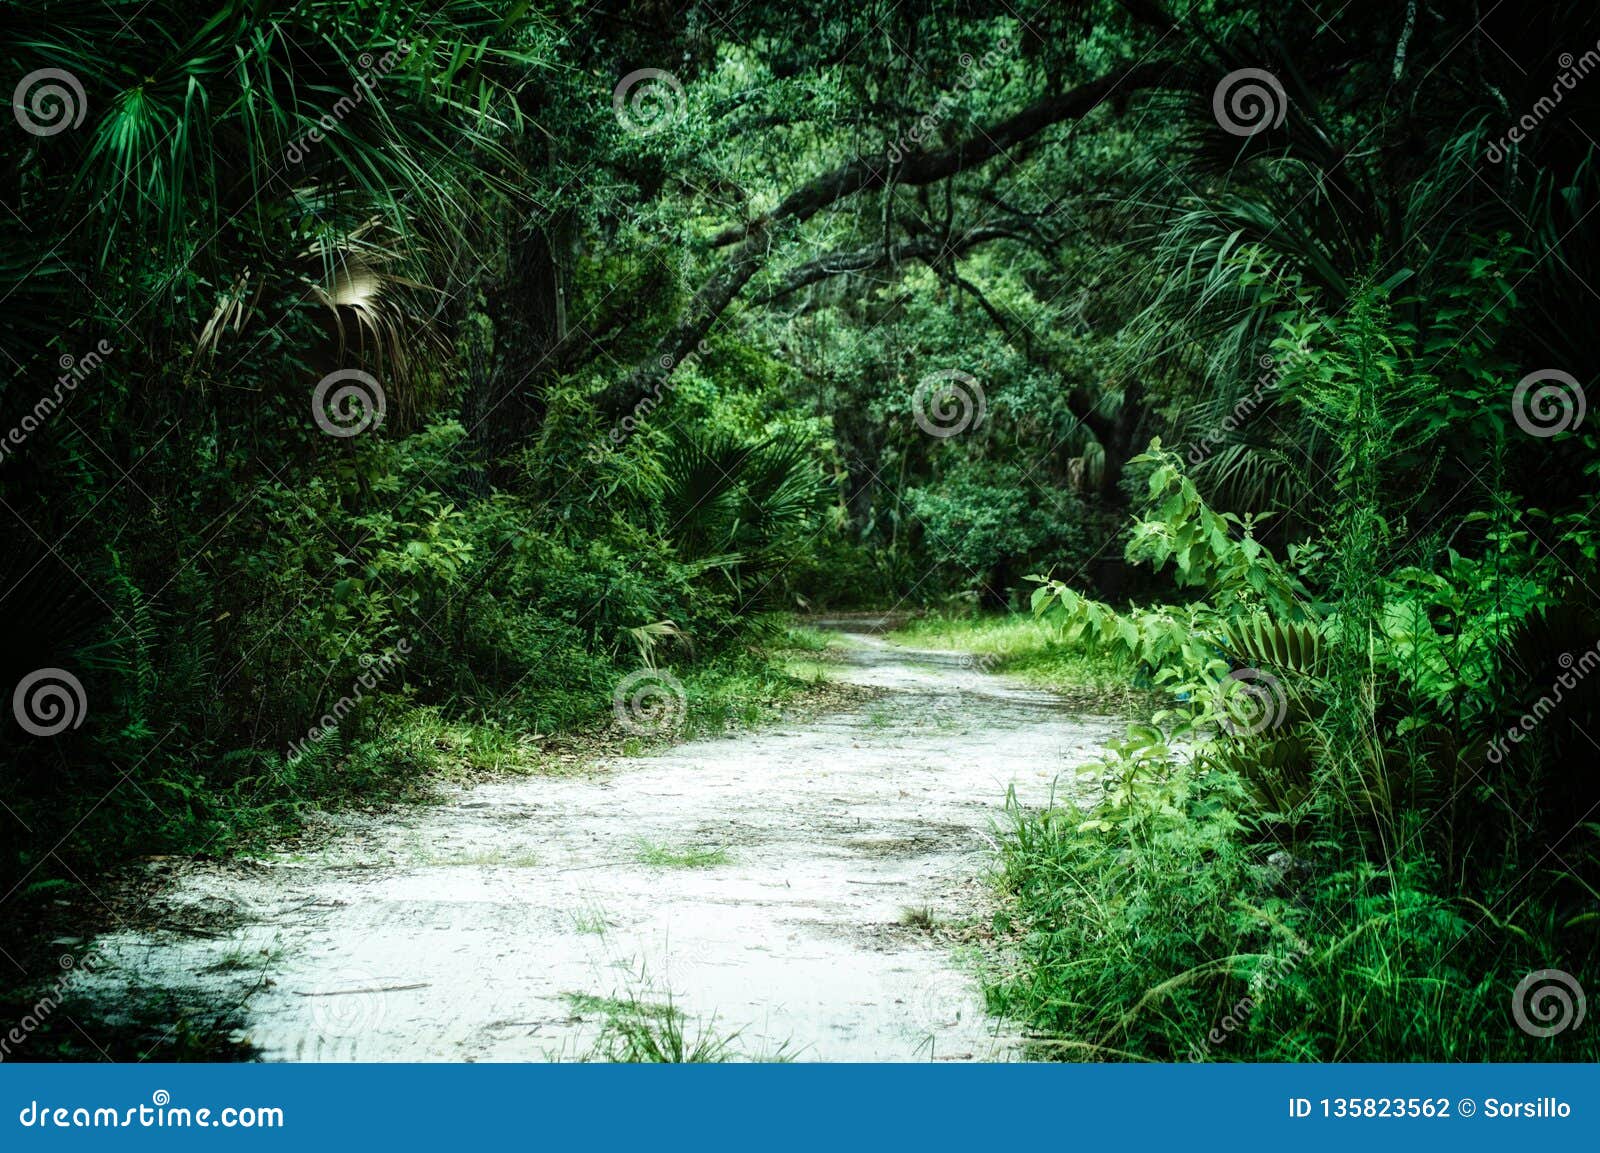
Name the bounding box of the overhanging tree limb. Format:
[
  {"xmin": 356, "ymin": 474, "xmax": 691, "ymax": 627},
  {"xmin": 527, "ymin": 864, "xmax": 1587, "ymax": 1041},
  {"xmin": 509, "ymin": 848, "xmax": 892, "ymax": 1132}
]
[
  {"xmin": 933, "ymin": 265, "xmax": 1120, "ymax": 450},
  {"xmin": 707, "ymin": 62, "xmax": 1168, "ymax": 249},
  {"xmin": 754, "ymin": 222, "xmax": 1031, "ymax": 304},
  {"xmin": 597, "ymin": 60, "xmax": 1169, "ymax": 419}
]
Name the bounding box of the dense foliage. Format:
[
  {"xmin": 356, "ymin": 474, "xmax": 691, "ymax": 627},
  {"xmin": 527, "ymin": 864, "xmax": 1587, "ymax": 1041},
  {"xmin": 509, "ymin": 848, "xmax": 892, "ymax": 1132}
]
[{"xmin": 2, "ymin": 0, "xmax": 1596, "ymax": 1059}]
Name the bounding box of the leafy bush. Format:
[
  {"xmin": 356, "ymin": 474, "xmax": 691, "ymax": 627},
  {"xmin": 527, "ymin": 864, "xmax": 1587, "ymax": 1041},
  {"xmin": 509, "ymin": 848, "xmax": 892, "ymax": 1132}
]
[{"xmin": 1001, "ymin": 293, "xmax": 1600, "ymax": 1060}]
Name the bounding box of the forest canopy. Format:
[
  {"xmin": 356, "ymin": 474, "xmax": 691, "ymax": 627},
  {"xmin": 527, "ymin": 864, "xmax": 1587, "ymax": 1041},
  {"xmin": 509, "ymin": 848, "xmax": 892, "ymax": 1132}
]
[{"xmin": 2, "ymin": 0, "xmax": 1597, "ymax": 1061}]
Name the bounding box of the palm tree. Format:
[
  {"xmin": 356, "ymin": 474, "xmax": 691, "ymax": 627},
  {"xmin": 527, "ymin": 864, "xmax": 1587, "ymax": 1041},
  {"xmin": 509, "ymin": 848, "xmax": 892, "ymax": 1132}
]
[{"xmin": 1, "ymin": 0, "xmax": 536, "ymax": 383}]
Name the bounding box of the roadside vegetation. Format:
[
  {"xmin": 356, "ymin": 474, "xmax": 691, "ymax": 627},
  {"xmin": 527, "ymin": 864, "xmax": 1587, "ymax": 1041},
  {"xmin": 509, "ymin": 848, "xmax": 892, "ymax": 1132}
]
[
  {"xmin": 2, "ymin": 0, "xmax": 1595, "ymax": 1061},
  {"xmin": 889, "ymin": 614, "xmax": 1149, "ymax": 712}
]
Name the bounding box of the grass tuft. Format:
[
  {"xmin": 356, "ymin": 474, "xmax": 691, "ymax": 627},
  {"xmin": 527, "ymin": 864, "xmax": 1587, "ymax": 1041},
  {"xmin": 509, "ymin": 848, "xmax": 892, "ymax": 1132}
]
[{"xmin": 635, "ymin": 840, "xmax": 730, "ymax": 869}]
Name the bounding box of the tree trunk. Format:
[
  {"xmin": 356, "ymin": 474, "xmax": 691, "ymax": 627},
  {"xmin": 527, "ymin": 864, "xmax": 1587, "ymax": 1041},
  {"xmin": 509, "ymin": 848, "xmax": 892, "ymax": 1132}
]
[{"xmin": 465, "ymin": 220, "xmax": 566, "ymax": 482}]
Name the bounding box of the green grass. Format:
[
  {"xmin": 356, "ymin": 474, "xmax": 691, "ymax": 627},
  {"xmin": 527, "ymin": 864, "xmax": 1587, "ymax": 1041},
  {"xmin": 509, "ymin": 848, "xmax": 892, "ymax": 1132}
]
[
  {"xmin": 569, "ymin": 905, "xmax": 611, "ymax": 935},
  {"xmin": 900, "ymin": 905, "xmax": 938, "ymax": 931},
  {"xmin": 990, "ymin": 771, "xmax": 1600, "ymax": 1062},
  {"xmin": 635, "ymin": 840, "xmax": 730, "ymax": 869},
  {"xmin": 672, "ymin": 649, "xmax": 832, "ymax": 741},
  {"xmin": 777, "ymin": 657, "xmax": 839, "ymax": 682},
  {"xmin": 573, "ymin": 991, "xmax": 737, "ymax": 1063},
  {"xmin": 889, "ymin": 611, "xmax": 1144, "ymax": 710},
  {"xmin": 201, "ymin": 944, "xmax": 280, "ymax": 973},
  {"xmin": 774, "ymin": 623, "xmax": 837, "ymax": 652},
  {"xmin": 564, "ymin": 992, "xmax": 678, "ymax": 1022},
  {"xmin": 568, "ymin": 989, "xmax": 792, "ymax": 1063}
]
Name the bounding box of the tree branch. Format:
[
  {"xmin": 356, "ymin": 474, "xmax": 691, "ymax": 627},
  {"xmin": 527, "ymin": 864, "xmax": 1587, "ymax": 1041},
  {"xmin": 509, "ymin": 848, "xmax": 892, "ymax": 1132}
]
[
  {"xmin": 754, "ymin": 222, "xmax": 1030, "ymax": 304},
  {"xmin": 599, "ymin": 60, "xmax": 1168, "ymax": 420},
  {"xmin": 708, "ymin": 62, "xmax": 1167, "ymax": 249},
  {"xmin": 936, "ymin": 267, "xmax": 1117, "ymax": 446}
]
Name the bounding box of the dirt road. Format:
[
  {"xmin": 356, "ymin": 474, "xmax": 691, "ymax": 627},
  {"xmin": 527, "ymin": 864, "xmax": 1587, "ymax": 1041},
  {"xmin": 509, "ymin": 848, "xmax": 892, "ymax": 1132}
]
[{"xmin": 79, "ymin": 630, "xmax": 1120, "ymax": 1061}]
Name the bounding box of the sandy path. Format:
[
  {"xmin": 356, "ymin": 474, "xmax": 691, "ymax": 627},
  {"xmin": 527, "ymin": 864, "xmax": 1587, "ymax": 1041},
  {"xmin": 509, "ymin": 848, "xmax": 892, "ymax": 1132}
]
[{"xmin": 79, "ymin": 631, "xmax": 1120, "ymax": 1061}]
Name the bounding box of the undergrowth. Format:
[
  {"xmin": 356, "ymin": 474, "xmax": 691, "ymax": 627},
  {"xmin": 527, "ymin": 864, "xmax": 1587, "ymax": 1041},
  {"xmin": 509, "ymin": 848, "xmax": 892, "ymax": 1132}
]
[
  {"xmin": 990, "ymin": 292, "xmax": 1600, "ymax": 1062},
  {"xmin": 890, "ymin": 612, "xmax": 1150, "ymax": 712}
]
